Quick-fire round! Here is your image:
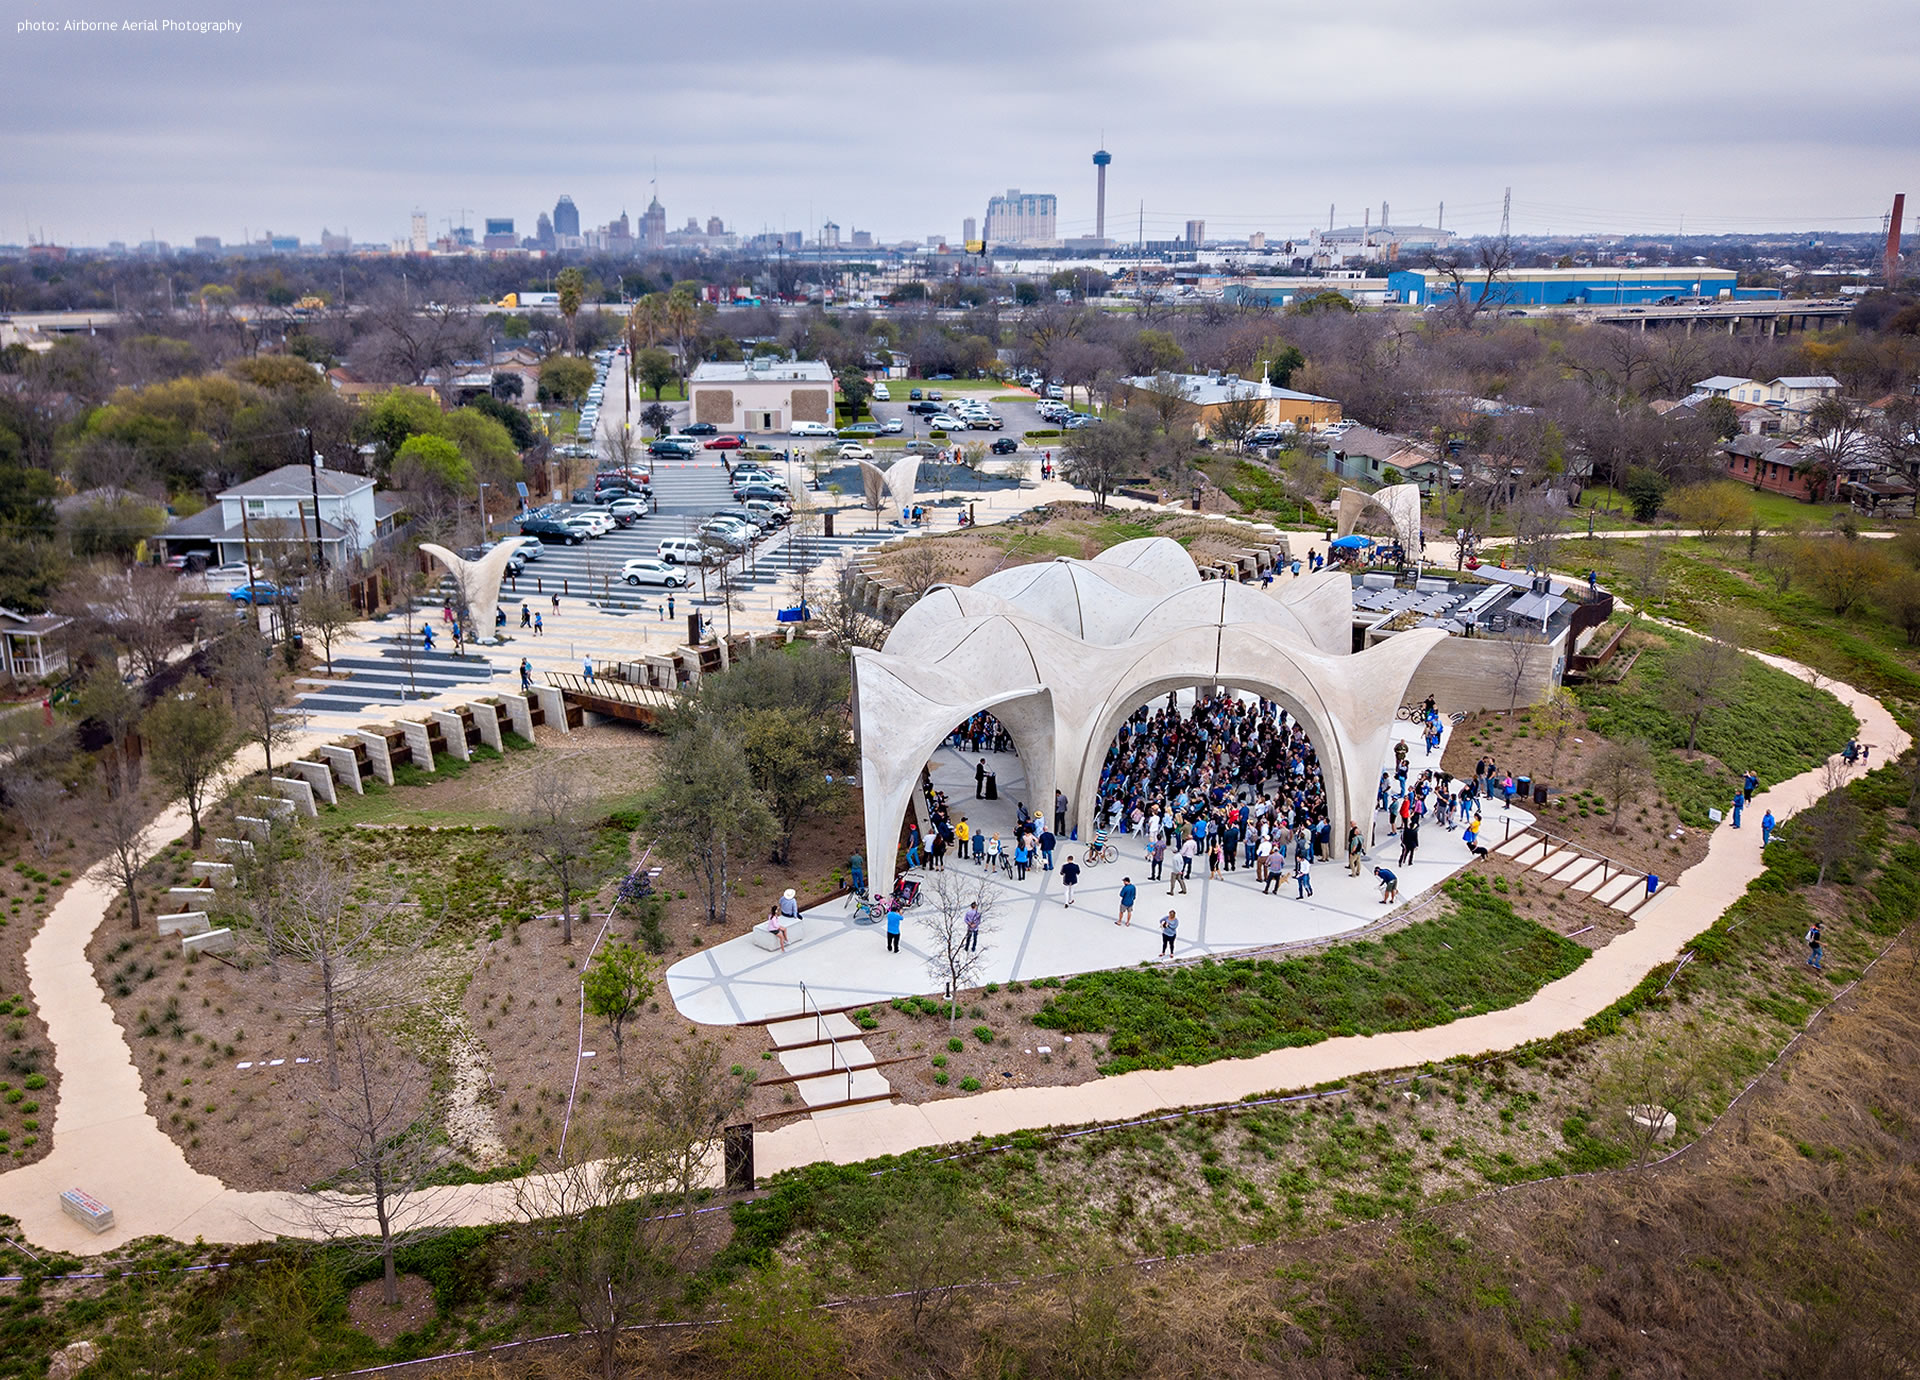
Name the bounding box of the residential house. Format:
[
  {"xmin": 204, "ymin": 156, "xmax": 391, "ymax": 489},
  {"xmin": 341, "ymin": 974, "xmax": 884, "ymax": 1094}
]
[
  {"xmin": 1323, "ymin": 426, "xmax": 1438, "ymax": 486},
  {"xmin": 158, "ymin": 463, "xmax": 405, "ymax": 570},
  {"xmin": 1690, "ymin": 375, "xmax": 1841, "ymax": 433},
  {"xmin": 1718, "ymin": 435, "xmax": 1862, "ymax": 501},
  {"xmin": 0, "ymin": 608, "xmax": 71, "ymax": 682},
  {"xmin": 1116, "ymin": 372, "xmax": 1342, "ymax": 437}
]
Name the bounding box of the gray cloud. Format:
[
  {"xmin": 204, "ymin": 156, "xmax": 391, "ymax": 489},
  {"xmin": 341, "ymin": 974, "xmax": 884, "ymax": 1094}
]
[{"xmin": 3, "ymin": 0, "xmax": 1915, "ymax": 245}]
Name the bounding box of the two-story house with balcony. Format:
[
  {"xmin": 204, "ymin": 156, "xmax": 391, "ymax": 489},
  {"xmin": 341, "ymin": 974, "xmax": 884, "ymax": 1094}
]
[{"xmin": 160, "ymin": 464, "xmax": 405, "ymax": 570}]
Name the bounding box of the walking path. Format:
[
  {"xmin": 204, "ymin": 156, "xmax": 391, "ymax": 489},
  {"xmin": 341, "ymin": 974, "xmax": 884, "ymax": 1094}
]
[{"xmin": 0, "ymin": 647, "xmax": 1903, "ymax": 1256}]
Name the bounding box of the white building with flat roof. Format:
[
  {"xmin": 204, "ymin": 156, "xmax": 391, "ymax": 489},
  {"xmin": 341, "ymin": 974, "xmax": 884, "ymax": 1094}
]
[{"xmin": 688, "ymin": 359, "xmax": 836, "ymax": 434}]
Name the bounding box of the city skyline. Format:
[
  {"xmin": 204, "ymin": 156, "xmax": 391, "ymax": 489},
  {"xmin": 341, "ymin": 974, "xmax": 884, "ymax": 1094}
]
[{"xmin": 4, "ymin": 0, "xmax": 1916, "ymax": 247}]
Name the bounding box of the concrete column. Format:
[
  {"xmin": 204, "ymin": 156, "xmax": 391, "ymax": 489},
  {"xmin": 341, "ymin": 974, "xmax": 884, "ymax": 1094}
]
[
  {"xmin": 318, "ymin": 744, "xmax": 364, "ymax": 795},
  {"xmin": 465, "ymin": 702, "xmax": 503, "ymax": 751},
  {"xmin": 531, "ymin": 685, "xmax": 570, "ymax": 735},
  {"xmin": 497, "ymin": 692, "xmax": 535, "ymax": 743},
  {"xmin": 430, "ymin": 710, "xmax": 471, "ymax": 761},
  {"xmin": 285, "ymin": 759, "xmax": 337, "ymax": 807},
  {"xmin": 394, "ymin": 720, "xmax": 436, "ymax": 771},
  {"xmin": 353, "ymin": 731, "xmax": 394, "ymax": 786}
]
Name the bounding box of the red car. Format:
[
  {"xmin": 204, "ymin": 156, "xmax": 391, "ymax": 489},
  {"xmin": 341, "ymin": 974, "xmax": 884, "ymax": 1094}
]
[{"xmin": 704, "ymin": 434, "xmax": 746, "ymax": 450}]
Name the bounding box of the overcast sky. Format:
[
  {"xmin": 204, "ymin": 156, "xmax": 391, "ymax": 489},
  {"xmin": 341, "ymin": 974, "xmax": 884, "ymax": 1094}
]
[{"xmin": 5, "ymin": 0, "xmax": 1916, "ymax": 248}]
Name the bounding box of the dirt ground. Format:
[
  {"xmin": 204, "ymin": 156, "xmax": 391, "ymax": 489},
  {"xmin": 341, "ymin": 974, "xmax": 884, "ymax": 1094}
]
[{"xmin": 1442, "ymin": 704, "xmax": 1713, "ymax": 879}]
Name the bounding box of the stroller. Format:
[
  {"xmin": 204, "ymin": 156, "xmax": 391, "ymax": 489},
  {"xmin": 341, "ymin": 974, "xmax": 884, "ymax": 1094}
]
[{"xmin": 891, "ymin": 875, "xmax": 922, "ymax": 909}]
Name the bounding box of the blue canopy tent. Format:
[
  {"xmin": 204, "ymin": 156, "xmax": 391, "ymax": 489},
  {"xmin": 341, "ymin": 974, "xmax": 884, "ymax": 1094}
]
[{"xmin": 1329, "ymin": 534, "xmax": 1373, "ymax": 549}]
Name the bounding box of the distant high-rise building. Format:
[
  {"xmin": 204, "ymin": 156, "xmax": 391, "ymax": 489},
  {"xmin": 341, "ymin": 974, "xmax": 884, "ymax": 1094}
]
[
  {"xmin": 552, "ymin": 196, "xmax": 580, "ymax": 239},
  {"xmin": 851, "ymin": 230, "xmax": 874, "ymax": 249},
  {"xmin": 821, "ymin": 220, "xmax": 840, "ymax": 249},
  {"xmin": 1185, "ymin": 220, "xmax": 1206, "ymax": 247},
  {"xmin": 983, "ymin": 190, "xmax": 1058, "ymax": 247},
  {"xmin": 639, "ymin": 196, "xmax": 666, "ymax": 250},
  {"xmin": 707, "ymin": 216, "xmax": 725, "ymax": 236},
  {"xmin": 1093, "ymin": 148, "xmax": 1112, "ymax": 243},
  {"xmin": 1247, "ymin": 231, "xmax": 1266, "ymax": 250},
  {"xmin": 320, "ymin": 227, "xmax": 351, "ymax": 253},
  {"xmin": 193, "ymin": 235, "xmax": 221, "ymax": 254},
  {"xmin": 409, "ymin": 213, "xmax": 429, "ymax": 253},
  {"xmin": 964, "ymin": 216, "xmax": 977, "ymax": 245},
  {"xmin": 483, "ymin": 217, "xmax": 515, "ymax": 249},
  {"xmin": 535, "ymin": 212, "xmax": 554, "ymax": 249}
]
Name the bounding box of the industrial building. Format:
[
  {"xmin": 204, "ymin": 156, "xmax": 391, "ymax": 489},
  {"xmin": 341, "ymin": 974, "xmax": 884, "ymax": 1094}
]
[{"xmin": 1388, "ymin": 266, "xmax": 1782, "ymax": 307}]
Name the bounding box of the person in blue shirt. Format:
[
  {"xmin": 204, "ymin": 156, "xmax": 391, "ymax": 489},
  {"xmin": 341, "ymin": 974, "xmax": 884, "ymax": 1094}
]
[
  {"xmin": 1116, "ymin": 877, "xmax": 1137, "ymax": 927},
  {"xmin": 885, "ymin": 903, "xmax": 902, "ymax": 953},
  {"xmin": 1760, "ymin": 810, "xmax": 1776, "ymax": 846},
  {"xmin": 1374, "ymin": 866, "xmax": 1398, "ymax": 903}
]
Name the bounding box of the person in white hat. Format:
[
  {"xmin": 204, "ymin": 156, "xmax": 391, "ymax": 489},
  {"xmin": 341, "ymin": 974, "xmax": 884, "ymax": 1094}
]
[{"xmin": 778, "ymin": 889, "xmax": 800, "ymax": 921}]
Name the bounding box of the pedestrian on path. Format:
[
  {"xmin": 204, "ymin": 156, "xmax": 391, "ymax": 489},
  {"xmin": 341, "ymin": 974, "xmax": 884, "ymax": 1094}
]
[
  {"xmin": 668, "ymin": 593, "xmax": 675, "ymax": 620},
  {"xmin": 975, "ymin": 758, "xmax": 988, "ymax": 798},
  {"xmin": 1730, "ymin": 793, "xmax": 1743, "ymax": 829},
  {"xmin": 1761, "ymin": 810, "xmax": 1776, "ymax": 846},
  {"xmin": 1397, "ymin": 819, "xmax": 1420, "ymax": 866},
  {"xmin": 1116, "ymin": 877, "xmax": 1136, "ymax": 926},
  {"xmin": 1168, "ymin": 847, "xmax": 1189, "ymax": 894},
  {"xmin": 520, "ymin": 658, "xmax": 533, "ymax": 692},
  {"xmin": 1148, "ymin": 837, "xmax": 1166, "ymax": 881},
  {"xmin": 584, "ymin": 657, "xmax": 594, "ymax": 680},
  {"xmin": 1013, "ymin": 837, "xmax": 1029, "ymax": 880},
  {"xmin": 1294, "ymin": 855, "xmax": 1313, "ymax": 898},
  {"xmin": 1060, "ymin": 856, "xmax": 1080, "ymax": 907},
  {"xmin": 533, "ymin": 612, "xmax": 544, "ymax": 636},
  {"xmin": 443, "ymin": 601, "xmax": 454, "ymax": 624},
  {"xmin": 963, "ymin": 901, "xmax": 982, "ymax": 951},
  {"xmin": 1180, "ymin": 835, "xmax": 1197, "ymax": 882},
  {"xmin": 1159, "ymin": 909, "xmax": 1178, "ymax": 957},
  {"xmin": 886, "ymin": 904, "xmax": 902, "ymax": 953},
  {"xmin": 521, "ymin": 604, "xmax": 531, "ymax": 628},
  {"xmin": 1805, "ymin": 922, "xmax": 1822, "ymax": 971},
  {"xmin": 1743, "ymin": 769, "xmax": 1758, "ymax": 802},
  {"xmin": 1054, "ymin": 789, "xmax": 1068, "ymax": 837},
  {"xmin": 421, "ymin": 624, "xmax": 436, "ymax": 652},
  {"xmin": 551, "ymin": 591, "xmax": 561, "ymax": 616},
  {"xmin": 1262, "ymin": 860, "xmax": 1283, "ymax": 894},
  {"xmin": 1039, "ymin": 828, "xmax": 1056, "ymax": 871},
  {"xmin": 849, "ymin": 852, "xmax": 865, "ymax": 898},
  {"xmin": 1346, "ymin": 822, "xmax": 1366, "ymax": 876},
  {"xmin": 1374, "ymin": 866, "xmax": 1398, "ymax": 903}
]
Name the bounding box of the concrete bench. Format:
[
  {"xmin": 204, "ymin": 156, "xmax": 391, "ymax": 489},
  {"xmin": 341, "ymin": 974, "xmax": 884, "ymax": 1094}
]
[
  {"xmin": 749, "ymin": 915, "xmax": 807, "ymax": 951},
  {"xmin": 183, "ymin": 928, "xmax": 237, "ymax": 955},
  {"xmin": 158, "ymin": 911, "xmax": 211, "ymax": 938},
  {"xmin": 60, "ymin": 1188, "xmax": 114, "ymax": 1234}
]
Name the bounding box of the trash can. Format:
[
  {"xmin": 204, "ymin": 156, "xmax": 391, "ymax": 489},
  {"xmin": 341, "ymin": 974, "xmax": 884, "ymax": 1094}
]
[
  {"xmin": 1516, "ymin": 775, "xmax": 1532, "ymax": 799},
  {"xmin": 823, "ymin": 512, "xmax": 834, "ymax": 537},
  {"xmin": 1533, "ymin": 783, "xmax": 1548, "ymax": 805}
]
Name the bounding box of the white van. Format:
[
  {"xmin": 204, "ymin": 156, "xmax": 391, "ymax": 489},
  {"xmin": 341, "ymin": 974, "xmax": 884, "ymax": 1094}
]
[
  {"xmin": 872, "ymin": 382, "xmax": 891, "ymax": 401},
  {"xmin": 657, "ymin": 537, "xmax": 707, "ymax": 564}
]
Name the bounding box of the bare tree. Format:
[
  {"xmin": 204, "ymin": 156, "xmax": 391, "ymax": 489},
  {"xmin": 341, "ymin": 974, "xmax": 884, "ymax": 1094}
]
[
  {"xmin": 1534, "ymin": 685, "xmax": 1580, "ymax": 778},
  {"xmin": 1595, "ymin": 1028, "xmax": 1701, "ymax": 1168},
  {"xmin": 1659, "ymin": 627, "xmax": 1743, "ymax": 752},
  {"xmin": 1426, "ymin": 234, "xmax": 1516, "ymax": 328},
  {"xmin": 892, "ymin": 535, "xmax": 952, "ymax": 599},
  {"xmin": 1592, "ymin": 737, "xmax": 1656, "ymax": 835},
  {"xmin": 516, "ymin": 768, "xmax": 599, "ymax": 945},
  {"xmin": 919, "ymin": 870, "xmax": 998, "ymax": 1032},
  {"xmin": 1, "ymin": 769, "xmax": 67, "ymax": 861},
  {"xmin": 80, "ymin": 563, "xmax": 183, "ymax": 679},
  {"xmin": 1793, "ymin": 757, "xmax": 1860, "ymax": 887},
  {"xmin": 1136, "ymin": 372, "xmax": 1198, "ymax": 435},
  {"xmin": 1509, "ymin": 489, "xmax": 1564, "ymax": 573},
  {"xmin": 1496, "ymin": 632, "xmax": 1543, "ymax": 715},
  {"xmin": 514, "ymin": 1125, "xmax": 681, "ymax": 1380},
  {"xmin": 301, "ymin": 1018, "xmax": 450, "ymax": 1307},
  {"xmin": 299, "ymin": 573, "xmax": 357, "ymax": 676},
  {"xmin": 98, "ymin": 761, "xmax": 156, "ymax": 931},
  {"xmin": 810, "ymin": 557, "xmax": 884, "ymax": 651},
  {"xmin": 217, "ymin": 630, "xmax": 294, "ymax": 778},
  {"xmin": 273, "ymin": 844, "xmax": 418, "ymax": 1091},
  {"xmin": 1207, "ymin": 389, "xmax": 1269, "ymax": 452},
  {"xmin": 1626, "ymin": 533, "xmax": 1674, "ymax": 618},
  {"xmin": 630, "ymin": 1035, "xmax": 750, "ymax": 1248},
  {"xmin": 141, "ymin": 675, "xmax": 234, "ymax": 848}
]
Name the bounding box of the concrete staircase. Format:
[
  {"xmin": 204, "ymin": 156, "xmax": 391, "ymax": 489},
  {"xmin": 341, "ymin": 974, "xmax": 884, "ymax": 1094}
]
[{"xmin": 1494, "ymin": 827, "xmax": 1663, "ymax": 917}]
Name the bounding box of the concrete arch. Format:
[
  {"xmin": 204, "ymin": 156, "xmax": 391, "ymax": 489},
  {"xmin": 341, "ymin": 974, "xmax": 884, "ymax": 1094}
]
[{"xmin": 1336, "ymin": 482, "xmax": 1424, "ymax": 559}]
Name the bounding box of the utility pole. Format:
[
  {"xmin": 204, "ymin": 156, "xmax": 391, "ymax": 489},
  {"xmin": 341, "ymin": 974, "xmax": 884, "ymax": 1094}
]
[
  {"xmin": 1500, "ymin": 188, "xmax": 1511, "ymax": 241},
  {"xmin": 303, "ymin": 428, "xmax": 326, "ymax": 573}
]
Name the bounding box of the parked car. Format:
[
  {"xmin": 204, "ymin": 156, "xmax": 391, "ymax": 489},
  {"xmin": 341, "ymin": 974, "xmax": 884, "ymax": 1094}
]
[
  {"xmin": 882, "ymin": 418, "xmax": 904, "ymax": 434},
  {"xmin": 838, "ymin": 443, "xmax": 875, "ymax": 460},
  {"xmin": 990, "ymin": 436, "xmax": 1020, "ymax": 455},
  {"xmin": 519, "ymin": 517, "xmax": 586, "ymax": 545},
  {"xmin": 872, "ymin": 382, "xmax": 891, "ymax": 401},
  {"xmin": 704, "ymin": 434, "xmax": 746, "ymax": 450},
  {"xmin": 838, "ymin": 422, "xmax": 881, "ymax": 438},
  {"xmin": 620, "ymin": 559, "xmax": 688, "ymax": 588},
  {"xmin": 497, "ymin": 536, "xmax": 544, "ymax": 562},
  {"xmin": 968, "ymin": 415, "xmax": 1003, "ymax": 430},
  {"xmin": 657, "ymin": 537, "xmax": 708, "ymax": 564},
  {"xmin": 649, "ymin": 438, "xmax": 697, "ymax": 457},
  {"xmin": 605, "ymin": 497, "xmax": 650, "ymax": 518},
  {"xmin": 697, "ymin": 523, "xmax": 751, "ymax": 552},
  {"xmin": 459, "ymin": 544, "xmax": 526, "ymax": 577},
  {"xmin": 908, "ymin": 400, "xmax": 940, "ymax": 415},
  {"xmin": 683, "ymin": 422, "xmax": 719, "ymax": 436},
  {"xmin": 789, "ymin": 420, "xmax": 833, "ymax": 437},
  {"xmin": 163, "ymin": 552, "xmax": 210, "ymax": 573},
  {"xmin": 909, "ymin": 387, "xmax": 923, "ymax": 400},
  {"xmin": 904, "ymin": 439, "xmax": 942, "ymax": 455},
  {"xmin": 734, "ymin": 481, "xmax": 790, "ymax": 502},
  {"xmin": 926, "ymin": 390, "xmax": 943, "ymax": 401},
  {"xmin": 928, "ymin": 415, "xmax": 963, "ymax": 431},
  {"xmin": 229, "ymin": 580, "xmax": 291, "ymax": 605},
  {"xmin": 730, "ymin": 468, "xmax": 779, "ymax": 486},
  {"xmin": 742, "ymin": 498, "xmax": 789, "ymax": 526}
]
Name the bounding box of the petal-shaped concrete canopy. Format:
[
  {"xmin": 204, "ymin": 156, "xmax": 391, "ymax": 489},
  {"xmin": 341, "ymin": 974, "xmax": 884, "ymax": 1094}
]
[
  {"xmin": 420, "ymin": 541, "xmax": 521, "ymax": 644},
  {"xmin": 853, "ymin": 539, "xmax": 1444, "ymax": 889}
]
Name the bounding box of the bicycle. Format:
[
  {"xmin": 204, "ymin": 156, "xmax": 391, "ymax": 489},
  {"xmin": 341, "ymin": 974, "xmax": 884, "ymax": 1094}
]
[{"xmin": 1082, "ymin": 828, "xmax": 1119, "ymax": 866}]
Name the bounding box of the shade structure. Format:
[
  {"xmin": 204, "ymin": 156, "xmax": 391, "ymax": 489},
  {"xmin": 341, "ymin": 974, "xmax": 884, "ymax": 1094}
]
[{"xmin": 852, "ymin": 538, "xmax": 1444, "ymax": 892}]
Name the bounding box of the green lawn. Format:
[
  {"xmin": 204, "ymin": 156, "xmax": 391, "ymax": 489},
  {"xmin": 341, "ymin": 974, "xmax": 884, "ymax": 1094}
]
[
  {"xmin": 1030, "ymin": 880, "xmax": 1587, "ymax": 1074},
  {"xmin": 1574, "ymin": 628, "xmax": 1858, "ymax": 824},
  {"xmin": 880, "ymin": 377, "xmax": 1003, "ymax": 395}
]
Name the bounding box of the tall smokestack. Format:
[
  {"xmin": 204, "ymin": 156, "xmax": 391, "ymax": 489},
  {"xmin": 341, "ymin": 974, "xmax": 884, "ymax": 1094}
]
[
  {"xmin": 1889, "ymin": 193, "xmax": 1906, "ymax": 288},
  {"xmin": 1093, "ymin": 148, "xmax": 1112, "ymax": 242}
]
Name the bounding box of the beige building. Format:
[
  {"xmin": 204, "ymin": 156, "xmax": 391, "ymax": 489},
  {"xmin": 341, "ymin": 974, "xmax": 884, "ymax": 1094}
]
[{"xmin": 688, "ymin": 360, "xmax": 835, "ymax": 434}]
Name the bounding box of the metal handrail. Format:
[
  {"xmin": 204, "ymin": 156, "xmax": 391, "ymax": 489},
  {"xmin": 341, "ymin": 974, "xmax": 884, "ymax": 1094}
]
[{"xmin": 796, "ymin": 981, "xmax": 854, "ymax": 1102}]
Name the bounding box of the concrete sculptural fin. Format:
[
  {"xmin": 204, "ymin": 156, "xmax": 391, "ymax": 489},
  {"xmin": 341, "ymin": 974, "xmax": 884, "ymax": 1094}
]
[{"xmin": 419, "ymin": 541, "xmax": 523, "ymax": 643}]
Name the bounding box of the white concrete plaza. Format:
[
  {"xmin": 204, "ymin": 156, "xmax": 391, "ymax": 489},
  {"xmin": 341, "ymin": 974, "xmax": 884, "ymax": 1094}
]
[{"xmin": 666, "ymin": 714, "xmax": 1535, "ymax": 1025}]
